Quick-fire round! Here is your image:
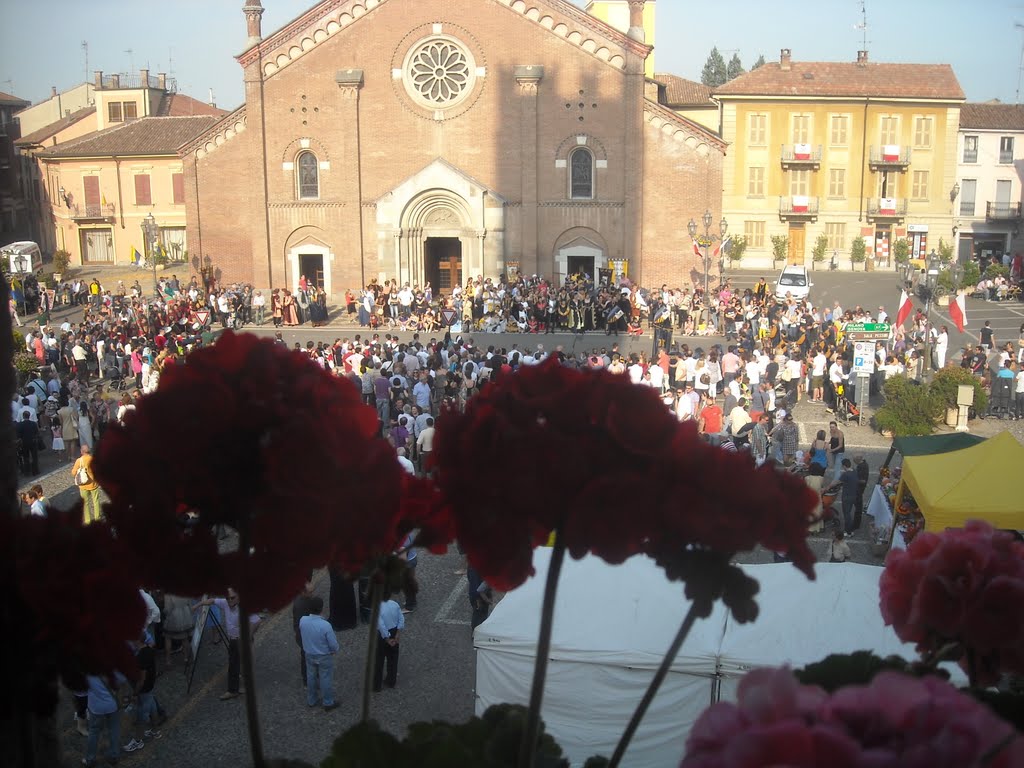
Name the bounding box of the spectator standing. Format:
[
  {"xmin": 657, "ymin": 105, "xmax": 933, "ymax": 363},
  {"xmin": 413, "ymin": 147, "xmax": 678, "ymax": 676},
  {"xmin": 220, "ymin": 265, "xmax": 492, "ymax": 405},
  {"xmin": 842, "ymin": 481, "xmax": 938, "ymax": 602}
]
[
  {"xmin": 291, "ymin": 579, "xmax": 318, "ymax": 687},
  {"xmin": 123, "ymin": 634, "xmax": 161, "ymax": 753},
  {"xmin": 373, "ymin": 592, "xmax": 405, "ymax": 691},
  {"xmin": 82, "ymin": 672, "xmax": 127, "ymax": 767},
  {"xmin": 196, "ymin": 589, "xmax": 262, "ymax": 700},
  {"xmin": 298, "ymin": 597, "xmax": 340, "ymax": 711},
  {"xmin": 73, "ymin": 445, "xmax": 102, "ymax": 524}
]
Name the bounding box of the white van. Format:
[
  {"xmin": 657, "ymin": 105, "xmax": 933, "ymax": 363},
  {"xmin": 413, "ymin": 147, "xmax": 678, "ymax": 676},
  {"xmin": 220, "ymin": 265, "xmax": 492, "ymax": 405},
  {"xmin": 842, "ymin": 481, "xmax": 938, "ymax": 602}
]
[{"xmin": 2, "ymin": 241, "xmax": 43, "ymax": 275}]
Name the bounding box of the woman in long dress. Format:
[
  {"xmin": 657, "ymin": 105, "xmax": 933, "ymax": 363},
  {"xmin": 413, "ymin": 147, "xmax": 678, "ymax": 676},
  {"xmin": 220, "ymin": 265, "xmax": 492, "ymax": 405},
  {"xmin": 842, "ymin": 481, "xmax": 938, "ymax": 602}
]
[
  {"xmin": 282, "ymin": 290, "xmax": 299, "ymax": 326},
  {"xmin": 77, "ymin": 402, "xmax": 94, "ymax": 453},
  {"xmin": 271, "ymin": 289, "xmax": 283, "ymax": 327},
  {"xmin": 309, "ymin": 287, "xmax": 328, "ymax": 327}
]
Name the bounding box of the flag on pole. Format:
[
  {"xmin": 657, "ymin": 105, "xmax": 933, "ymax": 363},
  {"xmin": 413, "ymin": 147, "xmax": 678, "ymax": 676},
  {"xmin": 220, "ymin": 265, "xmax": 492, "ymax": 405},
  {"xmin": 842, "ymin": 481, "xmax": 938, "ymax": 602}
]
[
  {"xmin": 949, "ymin": 292, "xmax": 967, "ymax": 333},
  {"xmin": 895, "ymin": 289, "xmax": 913, "ymax": 328},
  {"xmin": 882, "ymin": 144, "xmax": 900, "ymax": 162},
  {"xmin": 713, "ymin": 236, "xmax": 732, "ymax": 258},
  {"xmin": 130, "ymin": 246, "xmax": 141, "ymax": 265},
  {"xmin": 692, "ymin": 241, "xmax": 701, "ymax": 258}
]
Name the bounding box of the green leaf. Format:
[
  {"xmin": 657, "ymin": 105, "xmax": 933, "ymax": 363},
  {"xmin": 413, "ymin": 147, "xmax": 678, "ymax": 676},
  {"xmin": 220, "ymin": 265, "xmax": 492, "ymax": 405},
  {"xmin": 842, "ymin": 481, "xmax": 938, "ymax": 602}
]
[{"xmin": 321, "ymin": 720, "xmax": 407, "ymax": 768}]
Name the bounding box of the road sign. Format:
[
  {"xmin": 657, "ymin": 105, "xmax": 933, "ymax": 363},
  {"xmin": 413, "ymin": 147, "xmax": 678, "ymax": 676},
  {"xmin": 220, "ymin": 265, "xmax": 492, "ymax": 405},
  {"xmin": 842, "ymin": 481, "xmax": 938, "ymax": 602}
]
[
  {"xmin": 194, "ymin": 310, "xmax": 210, "ymax": 326},
  {"xmin": 844, "ymin": 321, "xmax": 890, "ymax": 342},
  {"xmin": 441, "ymin": 309, "xmax": 458, "ymax": 326},
  {"xmin": 852, "ymin": 341, "xmax": 875, "ymax": 375}
]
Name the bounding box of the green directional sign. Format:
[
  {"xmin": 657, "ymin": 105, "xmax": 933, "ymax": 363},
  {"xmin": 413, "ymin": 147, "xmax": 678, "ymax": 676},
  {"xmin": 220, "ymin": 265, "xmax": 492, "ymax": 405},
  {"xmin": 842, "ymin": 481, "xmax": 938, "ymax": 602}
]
[{"xmin": 843, "ymin": 322, "xmax": 891, "ymax": 334}]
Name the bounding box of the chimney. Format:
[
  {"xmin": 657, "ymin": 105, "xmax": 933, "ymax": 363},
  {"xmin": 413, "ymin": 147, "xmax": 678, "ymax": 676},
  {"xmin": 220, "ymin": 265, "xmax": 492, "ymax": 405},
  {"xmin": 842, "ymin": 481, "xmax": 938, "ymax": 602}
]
[
  {"xmin": 110, "ymin": 74, "xmax": 120, "ymax": 88},
  {"xmin": 157, "ymin": 72, "xmax": 167, "ymax": 90},
  {"xmin": 627, "ymin": 0, "xmax": 646, "ymax": 44},
  {"xmin": 243, "ymin": 1, "xmax": 265, "ymax": 48},
  {"xmin": 51, "ymin": 86, "xmax": 57, "ymax": 99},
  {"xmin": 140, "ymin": 68, "xmax": 150, "ymax": 88},
  {"xmin": 94, "ymin": 70, "xmax": 104, "ymax": 88},
  {"xmin": 780, "ymin": 48, "xmax": 792, "ymax": 71},
  {"xmin": 856, "ymin": 50, "xmax": 869, "ymax": 65}
]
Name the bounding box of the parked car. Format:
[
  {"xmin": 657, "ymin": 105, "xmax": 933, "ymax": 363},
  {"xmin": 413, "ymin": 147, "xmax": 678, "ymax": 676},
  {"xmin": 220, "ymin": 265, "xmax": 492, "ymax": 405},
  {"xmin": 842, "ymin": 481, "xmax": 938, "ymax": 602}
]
[{"xmin": 774, "ymin": 265, "xmax": 812, "ymax": 301}]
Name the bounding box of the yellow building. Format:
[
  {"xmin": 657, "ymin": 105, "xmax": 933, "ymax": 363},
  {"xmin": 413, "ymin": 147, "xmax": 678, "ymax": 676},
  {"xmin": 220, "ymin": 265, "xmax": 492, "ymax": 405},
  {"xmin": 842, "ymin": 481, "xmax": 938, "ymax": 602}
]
[
  {"xmin": 715, "ymin": 49, "xmax": 965, "ymax": 270},
  {"xmin": 30, "ymin": 70, "xmax": 224, "ymax": 267}
]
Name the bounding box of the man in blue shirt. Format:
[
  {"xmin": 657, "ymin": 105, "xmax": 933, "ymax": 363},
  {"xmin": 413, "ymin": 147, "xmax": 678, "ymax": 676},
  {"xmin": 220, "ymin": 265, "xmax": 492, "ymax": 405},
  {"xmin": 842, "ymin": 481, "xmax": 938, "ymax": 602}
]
[
  {"xmin": 83, "ymin": 672, "xmax": 127, "ymax": 766},
  {"xmin": 829, "ymin": 458, "xmax": 859, "ymax": 534},
  {"xmin": 373, "ymin": 591, "xmax": 405, "ymax": 691},
  {"xmin": 298, "ymin": 597, "xmax": 340, "ymax": 711}
]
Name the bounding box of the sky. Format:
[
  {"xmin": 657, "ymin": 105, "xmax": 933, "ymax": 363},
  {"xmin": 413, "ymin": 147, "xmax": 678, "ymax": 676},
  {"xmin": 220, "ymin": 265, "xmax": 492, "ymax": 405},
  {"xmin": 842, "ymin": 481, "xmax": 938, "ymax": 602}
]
[{"xmin": 0, "ymin": 0, "xmax": 1021, "ymax": 109}]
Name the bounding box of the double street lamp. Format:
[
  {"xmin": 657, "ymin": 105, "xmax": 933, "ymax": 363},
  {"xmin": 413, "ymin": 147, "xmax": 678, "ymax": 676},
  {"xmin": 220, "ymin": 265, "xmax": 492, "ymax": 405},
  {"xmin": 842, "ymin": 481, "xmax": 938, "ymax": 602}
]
[
  {"xmin": 922, "ymin": 250, "xmax": 941, "ymax": 377},
  {"xmin": 688, "ymin": 210, "xmax": 728, "ymax": 320},
  {"xmin": 141, "ymin": 212, "xmax": 160, "ymax": 298}
]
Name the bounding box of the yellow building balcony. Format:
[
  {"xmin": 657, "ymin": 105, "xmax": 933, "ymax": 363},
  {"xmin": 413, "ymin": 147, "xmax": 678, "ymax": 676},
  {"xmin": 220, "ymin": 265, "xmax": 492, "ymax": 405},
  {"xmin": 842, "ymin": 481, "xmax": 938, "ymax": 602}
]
[
  {"xmin": 70, "ymin": 203, "xmax": 117, "ymax": 222},
  {"xmin": 868, "ymin": 145, "xmax": 911, "ymax": 171},
  {"xmin": 780, "ymin": 144, "xmax": 822, "ymax": 170},
  {"xmin": 779, "ymin": 195, "xmax": 819, "ymax": 222},
  {"xmin": 866, "ymin": 198, "xmax": 908, "ymax": 222}
]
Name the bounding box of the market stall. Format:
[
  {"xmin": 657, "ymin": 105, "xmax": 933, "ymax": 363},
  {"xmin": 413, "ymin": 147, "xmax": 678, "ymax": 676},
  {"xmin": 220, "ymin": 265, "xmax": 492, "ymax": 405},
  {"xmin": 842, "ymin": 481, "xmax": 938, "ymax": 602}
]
[{"xmin": 899, "ymin": 431, "xmax": 1024, "ymax": 534}]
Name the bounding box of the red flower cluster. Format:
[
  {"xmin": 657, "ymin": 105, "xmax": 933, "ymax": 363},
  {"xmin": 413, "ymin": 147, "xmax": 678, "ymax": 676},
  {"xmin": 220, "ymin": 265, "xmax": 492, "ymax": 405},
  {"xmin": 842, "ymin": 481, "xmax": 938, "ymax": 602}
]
[
  {"xmin": 432, "ymin": 359, "xmax": 818, "ymax": 613},
  {"xmin": 880, "ymin": 519, "xmax": 1024, "ymax": 686},
  {"xmin": 94, "ymin": 331, "xmax": 406, "ymax": 610},
  {"xmin": 682, "ymin": 667, "xmax": 1024, "ymax": 768},
  {"xmin": 1, "ymin": 505, "xmax": 145, "ymax": 715}
]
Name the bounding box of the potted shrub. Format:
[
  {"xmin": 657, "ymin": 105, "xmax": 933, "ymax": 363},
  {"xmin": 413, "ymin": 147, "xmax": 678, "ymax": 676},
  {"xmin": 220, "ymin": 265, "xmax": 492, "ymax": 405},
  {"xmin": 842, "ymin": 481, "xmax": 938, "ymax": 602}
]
[
  {"xmin": 929, "ymin": 366, "xmax": 987, "ymax": 425},
  {"xmin": 770, "ymin": 234, "xmax": 789, "ymax": 269},
  {"xmin": 727, "ymin": 236, "xmax": 746, "ymax": 269},
  {"xmin": 811, "ymin": 234, "xmax": 828, "ymax": 270},
  {"xmin": 51, "ymin": 249, "xmax": 71, "ymax": 282},
  {"xmin": 850, "ymin": 236, "xmax": 867, "ymax": 271},
  {"xmin": 892, "ymin": 238, "xmax": 910, "ymax": 269},
  {"xmin": 937, "ymin": 237, "xmax": 955, "ymax": 266},
  {"xmin": 985, "ymin": 262, "xmax": 1010, "ymax": 281},
  {"xmin": 874, "ymin": 377, "xmax": 942, "ymax": 437}
]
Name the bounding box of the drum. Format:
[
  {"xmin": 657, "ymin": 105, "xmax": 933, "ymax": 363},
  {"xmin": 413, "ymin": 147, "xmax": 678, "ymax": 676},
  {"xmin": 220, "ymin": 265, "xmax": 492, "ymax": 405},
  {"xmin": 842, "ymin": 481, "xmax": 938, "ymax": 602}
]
[
  {"xmin": 606, "ymin": 306, "xmax": 625, "ymax": 323},
  {"xmin": 653, "ymin": 306, "xmax": 671, "ymax": 325}
]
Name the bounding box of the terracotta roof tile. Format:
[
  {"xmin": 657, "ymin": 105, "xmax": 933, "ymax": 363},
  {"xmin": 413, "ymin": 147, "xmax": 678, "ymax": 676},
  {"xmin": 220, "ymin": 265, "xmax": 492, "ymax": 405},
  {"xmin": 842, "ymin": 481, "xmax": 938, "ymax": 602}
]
[
  {"xmin": 653, "ymin": 73, "xmax": 713, "ymax": 107},
  {"xmin": 713, "ymin": 60, "xmax": 964, "ymax": 101},
  {"xmin": 37, "ymin": 116, "xmax": 220, "ymax": 158},
  {"xmin": 15, "ymin": 106, "xmax": 96, "ymax": 147},
  {"xmin": 0, "ymin": 90, "xmax": 30, "ymax": 106},
  {"xmin": 959, "ymin": 103, "xmax": 1024, "ymax": 131},
  {"xmin": 155, "ymin": 93, "xmax": 228, "ymax": 117}
]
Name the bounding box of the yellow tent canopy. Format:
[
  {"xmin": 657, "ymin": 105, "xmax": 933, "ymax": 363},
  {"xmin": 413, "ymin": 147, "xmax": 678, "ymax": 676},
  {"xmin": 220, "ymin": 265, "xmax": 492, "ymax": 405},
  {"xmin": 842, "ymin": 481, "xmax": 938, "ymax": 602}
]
[{"xmin": 901, "ymin": 431, "xmax": 1024, "ymax": 532}]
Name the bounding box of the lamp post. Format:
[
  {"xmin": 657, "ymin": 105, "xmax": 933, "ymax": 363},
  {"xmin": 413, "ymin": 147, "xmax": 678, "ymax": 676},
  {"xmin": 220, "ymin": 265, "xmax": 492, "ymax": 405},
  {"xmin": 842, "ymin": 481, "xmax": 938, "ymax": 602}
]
[
  {"xmin": 141, "ymin": 212, "xmax": 159, "ymax": 298},
  {"xmin": 687, "ymin": 210, "xmax": 728, "ymax": 322},
  {"xmin": 923, "ymin": 250, "xmax": 940, "ymax": 378}
]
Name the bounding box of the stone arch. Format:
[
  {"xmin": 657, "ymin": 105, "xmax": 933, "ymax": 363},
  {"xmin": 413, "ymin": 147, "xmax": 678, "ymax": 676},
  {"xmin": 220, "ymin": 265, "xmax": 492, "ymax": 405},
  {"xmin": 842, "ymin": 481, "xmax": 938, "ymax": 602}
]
[
  {"xmin": 284, "ymin": 226, "xmax": 335, "ymax": 296},
  {"xmin": 552, "ymin": 227, "xmax": 609, "ymax": 282}
]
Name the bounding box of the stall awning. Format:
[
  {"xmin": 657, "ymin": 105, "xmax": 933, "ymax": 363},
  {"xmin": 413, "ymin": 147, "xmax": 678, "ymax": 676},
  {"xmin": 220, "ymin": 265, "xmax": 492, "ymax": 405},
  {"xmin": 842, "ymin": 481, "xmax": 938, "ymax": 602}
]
[
  {"xmin": 892, "ymin": 433, "xmax": 986, "ymax": 456},
  {"xmin": 901, "ymin": 432, "xmax": 1024, "ymax": 532}
]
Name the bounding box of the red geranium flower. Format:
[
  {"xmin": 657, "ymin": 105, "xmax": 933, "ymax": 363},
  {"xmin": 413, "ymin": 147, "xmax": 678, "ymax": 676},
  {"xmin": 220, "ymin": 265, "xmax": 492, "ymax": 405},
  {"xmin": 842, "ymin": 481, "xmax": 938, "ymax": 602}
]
[
  {"xmin": 94, "ymin": 331, "xmax": 406, "ymax": 610},
  {"xmin": 682, "ymin": 667, "xmax": 1024, "ymax": 768},
  {"xmin": 1, "ymin": 505, "xmax": 145, "ymax": 716},
  {"xmin": 433, "ymin": 359, "xmax": 818, "ymax": 612},
  {"xmin": 880, "ymin": 519, "xmax": 1024, "ymax": 686}
]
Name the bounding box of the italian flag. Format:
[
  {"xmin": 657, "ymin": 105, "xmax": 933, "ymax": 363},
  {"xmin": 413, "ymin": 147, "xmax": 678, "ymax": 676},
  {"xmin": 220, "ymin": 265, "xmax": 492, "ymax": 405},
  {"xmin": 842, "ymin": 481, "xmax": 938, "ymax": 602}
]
[
  {"xmin": 949, "ymin": 292, "xmax": 967, "ymax": 333},
  {"xmin": 880, "ymin": 198, "xmax": 896, "ymax": 215},
  {"xmin": 895, "ymin": 289, "xmax": 913, "ymax": 328},
  {"xmin": 692, "ymin": 241, "xmax": 701, "ymax": 257},
  {"xmin": 713, "ymin": 236, "xmax": 732, "ymax": 258}
]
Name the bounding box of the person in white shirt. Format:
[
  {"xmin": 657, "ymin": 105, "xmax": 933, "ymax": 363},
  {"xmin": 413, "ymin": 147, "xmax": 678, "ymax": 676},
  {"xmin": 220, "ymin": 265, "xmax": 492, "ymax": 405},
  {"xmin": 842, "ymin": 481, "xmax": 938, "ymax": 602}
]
[
  {"xmin": 811, "ymin": 351, "xmax": 827, "ymax": 402},
  {"xmin": 1016, "ymin": 367, "xmax": 1024, "ymax": 419},
  {"xmin": 649, "ymin": 364, "xmax": 664, "ymax": 392},
  {"xmin": 396, "ymin": 448, "xmax": 416, "ymax": 475},
  {"xmin": 627, "ymin": 358, "xmax": 644, "ymax": 385},
  {"xmin": 935, "ymin": 326, "xmax": 949, "ymax": 369}
]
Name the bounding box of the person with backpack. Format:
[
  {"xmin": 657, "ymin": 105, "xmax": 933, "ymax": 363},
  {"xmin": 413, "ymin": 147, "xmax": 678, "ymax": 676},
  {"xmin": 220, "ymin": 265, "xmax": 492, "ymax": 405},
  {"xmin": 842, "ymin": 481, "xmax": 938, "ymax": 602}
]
[{"xmin": 72, "ymin": 445, "xmax": 102, "ymax": 524}]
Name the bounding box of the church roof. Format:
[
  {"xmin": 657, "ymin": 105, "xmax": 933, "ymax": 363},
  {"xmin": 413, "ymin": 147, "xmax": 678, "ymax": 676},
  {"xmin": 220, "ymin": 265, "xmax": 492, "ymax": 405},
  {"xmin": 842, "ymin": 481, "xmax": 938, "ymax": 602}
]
[
  {"xmin": 714, "ymin": 58, "xmax": 964, "ymax": 101},
  {"xmin": 37, "ymin": 116, "xmax": 221, "ymax": 158}
]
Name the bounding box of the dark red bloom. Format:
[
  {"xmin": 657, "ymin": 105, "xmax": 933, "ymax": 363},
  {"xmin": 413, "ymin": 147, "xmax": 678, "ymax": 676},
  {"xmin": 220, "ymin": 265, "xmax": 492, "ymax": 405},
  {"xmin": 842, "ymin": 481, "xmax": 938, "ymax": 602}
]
[
  {"xmin": 433, "ymin": 359, "xmax": 818, "ymax": 610},
  {"xmin": 94, "ymin": 331, "xmax": 407, "ymax": 610},
  {"xmin": 880, "ymin": 519, "xmax": 1024, "ymax": 686},
  {"xmin": 1, "ymin": 505, "xmax": 145, "ymax": 716}
]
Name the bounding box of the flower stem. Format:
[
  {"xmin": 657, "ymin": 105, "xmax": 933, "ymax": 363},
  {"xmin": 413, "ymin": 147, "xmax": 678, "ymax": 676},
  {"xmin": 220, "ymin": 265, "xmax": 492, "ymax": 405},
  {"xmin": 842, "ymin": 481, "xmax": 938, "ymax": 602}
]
[
  {"xmin": 608, "ymin": 602, "xmax": 701, "ymax": 768},
  {"xmin": 517, "ymin": 532, "xmax": 567, "ymax": 768},
  {"xmin": 237, "ymin": 522, "xmax": 265, "ymax": 768},
  {"xmin": 361, "ymin": 578, "xmax": 383, "ymax": 723}
]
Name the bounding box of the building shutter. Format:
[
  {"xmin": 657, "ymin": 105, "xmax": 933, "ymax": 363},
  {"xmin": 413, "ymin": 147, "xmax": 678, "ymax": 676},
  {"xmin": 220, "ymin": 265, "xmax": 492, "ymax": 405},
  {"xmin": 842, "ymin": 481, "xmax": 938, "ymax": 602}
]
[
  {"xmin": 172, "ymin": 173, "xmax": 185, "ymax": 204},
  {"xmin": 134, "ymin": 174, "xmax": 152, "ymax": 206}
]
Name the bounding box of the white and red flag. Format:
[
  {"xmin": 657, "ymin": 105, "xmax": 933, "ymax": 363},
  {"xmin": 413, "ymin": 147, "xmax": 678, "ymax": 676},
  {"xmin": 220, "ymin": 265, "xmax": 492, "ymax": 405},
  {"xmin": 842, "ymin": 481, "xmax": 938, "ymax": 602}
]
[
  {"xmin": 792, "ymin": 195, "xmax": 809, "ymax": 213},
  {"xmin": 895, "ymin": 289, "xmax": 913, "ymax": 328},
  {"xmin": 883, "ymin": 144, "xmax": 900, "ymax": 162},
  {"xmin": 794, "ymin": 143, "xmax": 812, "ymax": 160},
  {"xmin": 949, "ymin": 293, "xmax": 967, "ymax": 333}
]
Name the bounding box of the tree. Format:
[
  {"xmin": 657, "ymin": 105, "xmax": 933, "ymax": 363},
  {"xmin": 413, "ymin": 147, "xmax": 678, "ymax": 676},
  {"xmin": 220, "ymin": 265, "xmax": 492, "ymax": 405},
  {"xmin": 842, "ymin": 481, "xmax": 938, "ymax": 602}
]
[
  {"xmin": 770, "ymin": 235, "xmax": 789, "ymax": 265},
  {"xmin": 752, "ymin": 54, "xmax": 766, "ymax": 70},
  {"xmin": 726, "ymin": 53, "xmax": 744, "ymax": 81},
  {"xmin": 850, "ymin": 236, "xmax": 867, "ymax": 269},
  {"xmin": 700, "ymin": 47, "xmax": 728, "ymax": 87},
  {"xmin": 811, "ymin": 234, "xmax": 829, "ymax": 267}
]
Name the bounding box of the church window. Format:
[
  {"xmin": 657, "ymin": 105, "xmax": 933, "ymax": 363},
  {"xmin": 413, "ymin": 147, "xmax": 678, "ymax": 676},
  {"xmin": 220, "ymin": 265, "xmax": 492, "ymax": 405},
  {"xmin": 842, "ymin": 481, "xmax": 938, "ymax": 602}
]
[
  {"xmin": 570, "ymin": 148, "xmax": 594, "ymax": 199},
  {"xmin": 408, "ymin": 39, "xmax": 472, "ymax": 107},
  {"xmin": 297, "ymin": 151, "xmax": 319, "ymax": 199}
]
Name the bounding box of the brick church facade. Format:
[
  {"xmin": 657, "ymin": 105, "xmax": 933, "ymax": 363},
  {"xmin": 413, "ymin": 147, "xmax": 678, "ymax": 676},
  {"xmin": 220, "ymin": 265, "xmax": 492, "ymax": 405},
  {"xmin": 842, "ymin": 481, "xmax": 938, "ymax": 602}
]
[{"xmin": 182, "ymin": 0, "xmax": 724, "ymax": 298}]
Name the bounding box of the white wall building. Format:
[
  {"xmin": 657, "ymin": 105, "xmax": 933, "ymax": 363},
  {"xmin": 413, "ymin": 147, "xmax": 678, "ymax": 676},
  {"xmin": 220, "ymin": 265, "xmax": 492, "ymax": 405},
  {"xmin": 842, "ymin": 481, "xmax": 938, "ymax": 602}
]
[
  {"xmin": 14, "ymin": 83, "xmax": 95, "ymax": 137},
  {"xmin": 956, "ymin": 103, "xmax": 1024, "ymax": 264}
]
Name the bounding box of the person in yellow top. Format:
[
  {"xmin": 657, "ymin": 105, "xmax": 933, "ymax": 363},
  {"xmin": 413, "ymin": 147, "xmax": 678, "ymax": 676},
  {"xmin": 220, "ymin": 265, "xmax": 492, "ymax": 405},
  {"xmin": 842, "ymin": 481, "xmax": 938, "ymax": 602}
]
[{"xmin": 72, "ymin": 445, "xmax": 102, "ymax": 523}]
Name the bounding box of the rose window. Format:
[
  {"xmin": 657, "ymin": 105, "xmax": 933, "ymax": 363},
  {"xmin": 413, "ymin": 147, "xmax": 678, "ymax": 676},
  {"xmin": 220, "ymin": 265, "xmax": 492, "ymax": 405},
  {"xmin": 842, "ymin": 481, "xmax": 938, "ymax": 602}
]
[{"xmin": 407, "ymin": 39, "xmax": 472, "ymax": 106}]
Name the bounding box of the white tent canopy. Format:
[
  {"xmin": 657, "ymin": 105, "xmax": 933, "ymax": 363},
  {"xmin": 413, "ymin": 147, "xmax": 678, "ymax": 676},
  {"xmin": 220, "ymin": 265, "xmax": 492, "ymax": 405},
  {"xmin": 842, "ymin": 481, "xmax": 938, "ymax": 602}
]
[{"xmin": 474, "ymin": 550, "xmax": 952, "ymax": 768}]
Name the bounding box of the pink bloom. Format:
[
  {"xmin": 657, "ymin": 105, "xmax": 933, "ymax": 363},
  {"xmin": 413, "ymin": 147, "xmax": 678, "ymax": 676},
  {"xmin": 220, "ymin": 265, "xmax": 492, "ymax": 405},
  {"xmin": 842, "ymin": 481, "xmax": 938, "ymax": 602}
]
[
  {"xmin": 880, "ymin": 520, "xmax": 1024, "ymax": 685},
  {"xmin": 682, "ymin": 669, "xmax": 1024, "ymax": 768}
]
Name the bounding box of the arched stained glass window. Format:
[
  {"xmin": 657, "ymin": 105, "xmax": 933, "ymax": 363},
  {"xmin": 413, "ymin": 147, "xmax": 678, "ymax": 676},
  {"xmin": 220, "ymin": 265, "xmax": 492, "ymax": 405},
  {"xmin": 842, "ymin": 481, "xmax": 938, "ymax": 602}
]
[
  {"xmin": 570, "ymin": 148, "xmax": 593, "ymax": 199},
  {"xmin": 297, "ymin": 151, "xmax": 319, "ymax": 199}
]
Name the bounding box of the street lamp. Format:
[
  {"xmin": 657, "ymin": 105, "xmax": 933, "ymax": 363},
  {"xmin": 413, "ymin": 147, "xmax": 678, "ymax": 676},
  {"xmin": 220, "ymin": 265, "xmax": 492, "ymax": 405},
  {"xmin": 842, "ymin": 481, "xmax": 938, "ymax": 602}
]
[
  {"xmin": 141, "ymin": 212, "xmax": 159, "ymax": 297},
  {"xmin": 687, "ymin": 209, "xmax": 728, "ymax": 310},
  {"xmin": 922, "ymin": 250, "xmax": 940, "ymax": 377}
]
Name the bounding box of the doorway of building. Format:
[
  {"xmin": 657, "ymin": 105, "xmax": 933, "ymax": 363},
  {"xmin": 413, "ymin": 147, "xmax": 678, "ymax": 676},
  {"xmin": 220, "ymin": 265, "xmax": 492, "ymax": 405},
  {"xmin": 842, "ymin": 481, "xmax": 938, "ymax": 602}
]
[
  {"xmin": 567, "ymin": 255, "xmax": 595, "ymax": 278},
  {"xmin": 81, "ymin": 228, "xmax": 114, "ymax": 263},
  {"xmin": 787, "ymin": 224, "xmax": 806, "ymax": 264},
  {"xmin": 299, "ymin": 253, "xmax": 325, "ymax": 289},
  {"xmin": 424, "ymin": 237, "xmax": 462, "ymax": 293}
]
